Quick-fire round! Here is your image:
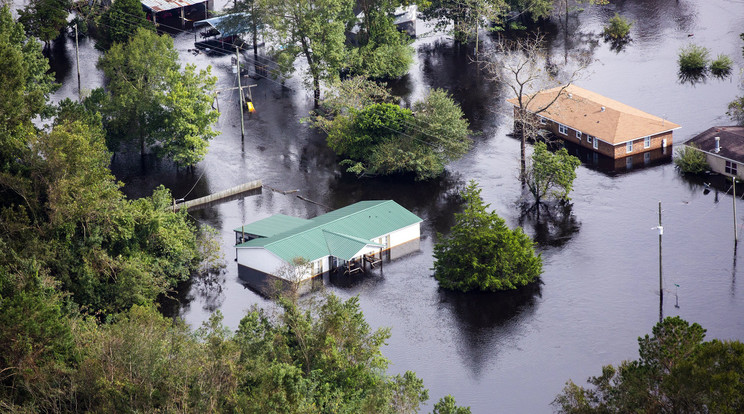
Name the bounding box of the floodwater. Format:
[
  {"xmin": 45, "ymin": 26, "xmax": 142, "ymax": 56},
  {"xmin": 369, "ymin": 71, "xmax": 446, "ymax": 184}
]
[{"xmin": 43, "ymin": 0, "xmax": 744, "ymax": 412}]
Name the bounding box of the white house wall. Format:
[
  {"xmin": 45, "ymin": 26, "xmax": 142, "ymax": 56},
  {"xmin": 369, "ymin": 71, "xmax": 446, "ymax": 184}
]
[
  {"xmin": 387, "ymin": 223, "xmax": 420, "ymax": 247},
  {"xmin": 236, "ymin": 248, "xmax": 286, "ymax": 277}
]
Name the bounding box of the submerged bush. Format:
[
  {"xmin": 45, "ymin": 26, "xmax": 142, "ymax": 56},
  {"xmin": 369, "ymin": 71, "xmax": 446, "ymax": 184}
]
[
  {"xmin": 674, "ymin": 143, "xmax": 708, "ymax": 174},
  {"xmin": 603, "ymin": 13, "xmax": 632, "ymax": 40},
  {"xmin": 711, "ymin": 54, "xmax": 733, "ymax": 77},
  {"xmin": 678, "ymin": 44, "xmax": 709, "ymax": 74}
]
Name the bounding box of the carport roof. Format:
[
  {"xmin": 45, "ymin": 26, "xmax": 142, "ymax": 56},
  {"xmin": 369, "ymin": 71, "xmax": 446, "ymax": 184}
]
[{"xmin": 141, "ymin": 0, "xmax": 207, "ymax": 13}]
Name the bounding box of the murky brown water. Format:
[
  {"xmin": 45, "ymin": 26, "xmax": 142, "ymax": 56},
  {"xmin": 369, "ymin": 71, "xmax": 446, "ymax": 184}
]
[{"xmin": 43, "ymin": 0, "xmax": 744, "ymax": 411}]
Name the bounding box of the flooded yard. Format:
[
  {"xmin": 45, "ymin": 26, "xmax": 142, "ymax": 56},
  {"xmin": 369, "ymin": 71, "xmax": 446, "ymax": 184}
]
[{"xmin": 45, "ymin": 0, "xmax": 744, "ymax": 411}]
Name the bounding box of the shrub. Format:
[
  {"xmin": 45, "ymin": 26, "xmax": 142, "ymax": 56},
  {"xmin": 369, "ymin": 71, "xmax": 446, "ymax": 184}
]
[
  {"xmin": 603, "ymin": 13, "xmax": 632, "ymax": 40},
  {"xmin": 710, "ymin": 54, "xmax": 733, "ymax": 77},
  {"xmin": 678, "ymin": 44, "xmax": 709, "ymax": 74},
  {"xmin": 674, "ymin": 143, "xmax": 708, "ymax": 174}
]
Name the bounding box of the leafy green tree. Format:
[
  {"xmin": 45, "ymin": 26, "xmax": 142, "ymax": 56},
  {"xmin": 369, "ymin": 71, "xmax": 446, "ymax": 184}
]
[
  {"xmin": 0, "ymin": 5, "xmax": 57, "ymax": 169},
  {"xmin": 97, "ymin": 28, "xmax": 218, "ymax": 166},
  {"xmin": 315, "ymin": 81, "xmax": 471, "ymax": 180},
  {"xmin": 422, "ymin": 0, "xmax": 507, "ymax": 52},
  {"xmin": 433, "ymin": 180, "xmax": 542, "ymax": 292},
  {"xmin": 235, "ymin": 294, "xmax": 429, "ymax": 412},
  {"xmin": 504, "ymin": 0, "xmax": 552, "ymax": 25},
  {"xmin": 18, "ymin": 0, "xmax": 71, "ymax": 46},
  {"xmin": 228, "ymin": 0, "xmax": 268, "ymax": 62},
  {"xmin": 524, "ymin": 141, "xmax": 581, "ymax": 207},
  {"xmin": 266, "ymin": 0, "xmax": 353, "ymax": 104},
  {"xmin": 347, "ymin": 0, "xmax": 414, "ymax": 79},
  {"xmin": 432, "ymin": 395, "xmax": 472, "ymax": 413},
  {"xmin": 553, "ymin": 317, "xmax": 744, "ymax": 414},
  {"xmin": 674, "ymin": 143, "xmax": 708, "ymax": 174},
  {"xmin": 97, "ymin": 0, "xmax": 155, "ymax": 50},
  {"xmin": 728, "ymin": 96, "xmax": 744, "ymax": 125}
]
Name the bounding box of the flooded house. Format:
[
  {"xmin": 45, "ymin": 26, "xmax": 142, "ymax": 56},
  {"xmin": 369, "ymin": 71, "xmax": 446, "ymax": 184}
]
[
  {"xmin": 507, "ymin": 84, "xmax": 681, "ymax": 161},
  {"xmin": 685, "ymin": 126, "xmax": 744, "ymax": 179},
  {"xmin": 234, "ymin": 200, "xmax": 422, "ymax": 294}
]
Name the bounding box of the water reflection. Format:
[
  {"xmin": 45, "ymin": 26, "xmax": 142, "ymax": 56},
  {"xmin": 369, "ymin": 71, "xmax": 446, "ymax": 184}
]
[
  {"xmin": 518, "ymin": 202, "xmax": 581, "ymax": 248},
  {"xmin": 47, "ymin": 35, "xmax": 71, "ymax": 83},
  {"xmin": 438, "ymin": 283, "xmax": 542, "ymax": 376}
]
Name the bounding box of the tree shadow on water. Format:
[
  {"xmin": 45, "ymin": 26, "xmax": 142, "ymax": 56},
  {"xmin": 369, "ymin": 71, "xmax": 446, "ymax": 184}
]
[
  {"xmin": 438, "ymin": 282, "xmax": 542, "ymax": 377},
  {"xmin": 518, "ymin": 202, "xmax": 581, "ymax": 249}
]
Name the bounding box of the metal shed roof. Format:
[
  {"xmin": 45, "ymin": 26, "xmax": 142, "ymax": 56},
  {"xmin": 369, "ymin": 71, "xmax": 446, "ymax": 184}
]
[
  {"xmin": 236, "ymin": 200, "xmax": 421, "ymax": 262},
  {"xmin": 233, "ymin": 214, "xmax": 309, "ymax": 238},
  {"xmin": 193, "ymin": 13, "xmax": 252, "ymax": 37},
  {"xmin": 141, "ymin": 0, "xmax": 207, "ymax": 13}
]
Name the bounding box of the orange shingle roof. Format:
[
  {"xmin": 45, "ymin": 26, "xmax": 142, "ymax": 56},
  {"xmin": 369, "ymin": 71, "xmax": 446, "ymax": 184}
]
[{"xmin": 506, "ymin": 84, "xmax": 681, "ymax": 145}]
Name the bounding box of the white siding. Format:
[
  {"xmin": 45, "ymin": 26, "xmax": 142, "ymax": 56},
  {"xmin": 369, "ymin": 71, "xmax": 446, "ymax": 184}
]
[
  {"xmin": 387, "ymin": 223, "xmax": 420, "ymax": 248},
  {"xmin": 237, "ymin": 248, "xmax": 285, "ymax": 276}
]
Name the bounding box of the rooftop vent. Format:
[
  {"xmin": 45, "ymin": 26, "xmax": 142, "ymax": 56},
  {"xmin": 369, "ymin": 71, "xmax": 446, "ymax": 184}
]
[
  {"xmin": 601, "ymin": 106, "xmax": 606, "ymax": 112},
  {"xmin": 715, "ymin": 136, "xmax": 720, "ymax": 153},
  {"xmin": 568, "ymin": 93, "xmax": 573, "ymax": 99}
]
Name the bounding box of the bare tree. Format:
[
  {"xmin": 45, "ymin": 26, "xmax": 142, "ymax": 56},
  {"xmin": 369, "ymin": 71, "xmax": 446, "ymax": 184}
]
[
  {"xmin": 477, "ymin": 33, "xmax": 587, "ymax": 179},
  {"xmin": 268, "ymin": 256, "xmax": 313, "ymax": 301}
]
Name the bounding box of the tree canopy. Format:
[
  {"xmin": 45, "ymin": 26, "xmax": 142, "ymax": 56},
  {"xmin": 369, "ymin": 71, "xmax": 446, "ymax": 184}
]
[
  {"xmin": 0, "ymin": 5, "xmax": 57, "ymax": 169},
  {"xmin": 266, "ymin": 0, "xmax": 353, "ymax": 104},
  {"xmin": 553, "ymin": 316, "xmax": 744, "ymax": 414},
  {"xmin": 97, "ymin": 0, "xmax": 155, "ymax": 50},
  {"xmin": 18, "ymin": 0, "xmax": 71, "ymax": 45},
  {"xmin": 96, "ymin": 28, "xmax": 218, "ymax": 166},
  {"xmin": 433, "ymin": 180, "xmax": 542, "ymax": 292},
  {"xmin": 312, "ymin": 78, "xmax": 472, "ymax": 180},
  {"xmin": 524, "ymin": 141, "xmax": 581, "ymax": 207}
]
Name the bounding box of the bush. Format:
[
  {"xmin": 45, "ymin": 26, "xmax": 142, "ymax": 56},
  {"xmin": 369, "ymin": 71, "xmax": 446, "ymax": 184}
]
[
  {"xmin": 728, "ymin": 96, "xmax": 744, "ymax": 125},
  {"xmin": 678, "ymin": 44, "xmax": 709, "ymax": 74},
  {"xmin": 603, "ymin": 13, "xmax": 632, "ymax": 40},
  {"xmin": 674, "ymin": 143, "xmax": 708, "ymax": 174},
  {"xmin": 710, "ymin": 54, "xmax": 733, "ymax": 77},
  {"xmin": 433, "ymin": 181, "xmax": 542, "ymax": 292}
]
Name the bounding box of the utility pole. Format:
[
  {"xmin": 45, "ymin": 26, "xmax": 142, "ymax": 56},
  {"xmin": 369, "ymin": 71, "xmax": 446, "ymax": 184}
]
[
  {"xmin": 236, "ymin": 46, "xmax": 245, "ymax": 140},
  {"xmin": 74, "ymin": 23, "xmax": 81, "ymax": 102},
  {"xmin": 733, "ymin": 178, "xmax": 738, "ymax": 244},
  {"xmin": 658, "ymin": 201, "xmax": 663, "ymax": 323}
]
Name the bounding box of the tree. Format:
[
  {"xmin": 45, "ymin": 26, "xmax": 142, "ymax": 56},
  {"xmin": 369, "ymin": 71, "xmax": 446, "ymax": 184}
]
[
  {"xmin": 313, "ymin": 80, "xmax": 472, "ymax": 180},
  {"xmin": 97, "ymin": 28, "xmax": 218, "ymax": 166},
  {"xmin": 421, "ymin": 0, "xmax": 507, "ymax": 53},
  {"xmin": 523, "ymin": 142, "xmax": 580, "ymax": 209},
  {"xmin": 17, "ymin": 0, "xmax": 70, "ymax": 46},
  {"xmin": 432, "ymin": 395, "xmax": 472, "ymax": 414},
  {"xmin": 266, "ymin": 0, "xmax": 353, "ymax": 104},
  {"xmin": 97, "ymin": 0, "xmax": 155, "ymax": 50},
  {"xmin": 0, "ymin": 5, "xmax": 57, "ymax": 169},
  {"xmin": 479, "ymin": 33, "xmax": 585, "ymax": 179},
  {"xmin": 433, "ymin": 180, "xmax": 542, "ymax": 292},
  {"xmin": 553, "ymin": 317, "xmax": 744, "ymax": 414},
  {"xmin": 234, "ymin": 294, "xmax": 430, "ymax": 412},
  {"xmin": 504, "ymin": 0, "xmax": 552, "ymax": 26},
  {"xmin": 728, "ymin": 96, "xmax": 744, "ymax": 125},
  {"xmin": 347, "ymin": 0, "xmax": 414, "ymax": 79},
  {"xmin": 674, "ymin": 143, "xmax": 708, "ymax": 174}
]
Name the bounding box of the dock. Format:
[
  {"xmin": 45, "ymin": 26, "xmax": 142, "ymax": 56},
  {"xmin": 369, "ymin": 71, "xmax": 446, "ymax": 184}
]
[{"xmin": 175, "ymin": 180, "xmax": 262, "ymax": 211}]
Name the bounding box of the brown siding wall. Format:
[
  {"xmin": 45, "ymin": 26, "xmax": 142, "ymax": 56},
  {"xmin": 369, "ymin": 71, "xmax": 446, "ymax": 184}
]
[{"xmin": 515, "ymin": 108, "xmax": 675, "ymax": 159}]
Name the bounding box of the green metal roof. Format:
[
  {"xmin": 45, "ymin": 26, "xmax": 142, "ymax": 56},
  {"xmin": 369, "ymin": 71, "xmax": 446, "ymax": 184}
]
[
  {"xmin": 236, "ymin": 200, "xmax": 421, "ymax": 262},
  {"xmin": 233, "ymin": 214, "xmax": 309, "ymax": 238}
]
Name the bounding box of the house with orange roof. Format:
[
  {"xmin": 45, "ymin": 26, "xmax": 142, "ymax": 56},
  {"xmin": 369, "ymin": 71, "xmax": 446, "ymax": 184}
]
[{"xmin": 507, "ymin": 84, "xmax": 681, "ymax": 160}]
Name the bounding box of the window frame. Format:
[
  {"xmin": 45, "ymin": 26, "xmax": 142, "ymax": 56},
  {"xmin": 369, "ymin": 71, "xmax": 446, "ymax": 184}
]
[
  {"xmin": 539, "ymin": 116, "xmax": 547, "ymax": 125},
  {"xmin": 592, "ymin": 136, "xmax": 598, "ymax": 149},
  {"xmin": 644, "ymin": 136, "xmax": 651, "ymax": 149},
  {"xmin": 726, "ymin": 161, "xmax": 738, "ymax": 176},
  {"xmin": 558, "ymin": 124, "xmax": 568, "ymax": 135},
  {"xmin": 626, "ymin": 141, "xmax": 633, "ymax": 153},
  {"xmin": 576, "ymin": 131, "xmax": 582, "ymax": 140}
]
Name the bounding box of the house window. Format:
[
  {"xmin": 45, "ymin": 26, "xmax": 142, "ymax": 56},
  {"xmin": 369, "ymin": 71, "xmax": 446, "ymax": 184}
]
[
  {"xmin": 626, "ymin": 157, "xmax": 633, "ymax": 169},
  {"xmin": 558, "ymin": 124, "xmax": 568, "ymax": 135},
  {"xmin": 726, "ymin": 161, "xmax": 738, "ymax": 176},
  {"xmin": 593, "ymin": 137, "xmax": 598, "ymax": 149},
  {"xmin": 576, "ymin": 131, "xmax": 582, "ymax": 140},
  {"xmin": 539, "ymin": 116, "xmax": 547, "ymax": 125},
  {"xmin": 626, "ymin": 141, "xmax": 633, "ymax": 153},
  {"xmin": 644, "ymin": 136, "xmax": 651, "ymax": 148}
]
